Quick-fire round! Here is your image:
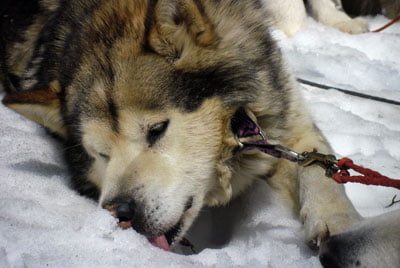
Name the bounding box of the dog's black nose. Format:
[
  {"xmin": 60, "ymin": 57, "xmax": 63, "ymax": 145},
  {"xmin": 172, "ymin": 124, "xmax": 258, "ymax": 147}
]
[
  {"xmin": 116, "ymin": 202, "xmax": 135, "ymax": 222},
  {"xmin": 112, "ymin": 199, "xmax": 149, "ymax": 235}
]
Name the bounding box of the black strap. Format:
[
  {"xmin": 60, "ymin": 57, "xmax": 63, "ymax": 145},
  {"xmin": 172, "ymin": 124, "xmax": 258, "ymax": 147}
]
[{"xmin": 297, "ymin": 78, "xmax": 400, "ymax": 106}]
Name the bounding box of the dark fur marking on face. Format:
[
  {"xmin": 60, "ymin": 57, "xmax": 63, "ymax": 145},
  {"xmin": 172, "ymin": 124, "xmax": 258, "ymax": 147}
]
[
  {"xmin": 172, "ymin": 65, "xmax": 259, "ymax": 112},
  {"xmin": 230, "ymin": 0, "xmax": 263, "ymax": 9},
  {"xmin": 63, "ymin": 139, "xmax": 100, "ymax": 200},
  {"xmin": 143, "ymin": 0, "xmax": 158, "ymax": 52},
  {"xmin": 107, "ymin": 96, "xmax": 119, "ymax": 132},
  {"xmin": 102, "ymin": 58, "xmax": 119, "ymax": 132}
]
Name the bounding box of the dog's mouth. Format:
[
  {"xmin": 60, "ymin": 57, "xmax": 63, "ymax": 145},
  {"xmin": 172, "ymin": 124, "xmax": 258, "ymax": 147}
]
[
  {"xmin": 150, "ymin": 220, "xmax": 182, "ymax": 251},
  {"xmin": 115, "ymin": 197, "xmax": 193, "ymax": 251},
  {"xmin": 118, "ymin": 218, "xmax": 182, "ymax": 251}
]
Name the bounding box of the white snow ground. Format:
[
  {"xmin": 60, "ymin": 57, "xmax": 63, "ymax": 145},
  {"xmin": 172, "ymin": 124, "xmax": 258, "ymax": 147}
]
[{"xmin": 0, "ymin": 16, "xmax": 399, "ymax": 268}]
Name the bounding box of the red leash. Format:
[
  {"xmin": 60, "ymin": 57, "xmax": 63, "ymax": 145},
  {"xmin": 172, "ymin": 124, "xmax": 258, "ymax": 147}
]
[
  {"xmin": 372, "ymin": 15, "xmax": 400, "ymax": 32},
  {"xmin": 328, "ymin": 15, "xmax": 400, "ymax": 189},
  {"xmin": 332, "ymin": 158, "xmax": 400, "ymax": 190}
]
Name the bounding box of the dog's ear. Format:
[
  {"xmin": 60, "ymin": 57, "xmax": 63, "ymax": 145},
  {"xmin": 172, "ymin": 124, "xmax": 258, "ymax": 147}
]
[
  {"xmin": 149, "ymin": 0, "xmax": 218, "ymax": 62},
  {"xmin": 2, "ymin": 81, "xmax": 66, "ymax": 137}
]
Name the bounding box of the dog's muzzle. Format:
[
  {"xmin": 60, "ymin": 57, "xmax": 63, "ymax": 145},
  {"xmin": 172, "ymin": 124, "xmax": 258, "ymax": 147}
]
[{"xmin": 104, "ymin": 197, "xmax": 193, "ymax": 251}]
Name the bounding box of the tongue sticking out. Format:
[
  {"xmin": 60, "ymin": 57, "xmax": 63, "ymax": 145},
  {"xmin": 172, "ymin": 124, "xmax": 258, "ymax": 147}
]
[
  {"xmin": 148, "ymin": 235, "xmax": 170, "ymax": 251},
  {"xmin": 118, "ymin": 221, "xmax": 170, "ymax": 251}
]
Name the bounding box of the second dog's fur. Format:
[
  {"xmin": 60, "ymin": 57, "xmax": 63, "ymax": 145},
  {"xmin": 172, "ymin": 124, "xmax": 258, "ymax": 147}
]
[{"xmin": 320, "ymin": 209, "xmax": 400, "ymax": 268}]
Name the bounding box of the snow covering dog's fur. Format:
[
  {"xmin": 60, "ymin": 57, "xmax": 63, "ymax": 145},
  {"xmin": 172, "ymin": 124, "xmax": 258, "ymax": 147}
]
[
  {"xmin": 320, "ymin": 209, "xmax": 400, "ymax": 268},
  {"xmin": 1, "ymin": 0, "xmax": 362, "ymax": 252}
]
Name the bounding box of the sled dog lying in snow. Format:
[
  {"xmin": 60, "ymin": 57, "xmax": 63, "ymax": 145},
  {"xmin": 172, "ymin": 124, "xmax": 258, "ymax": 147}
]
[
  {"xmin": 320, "ymin": 209, "xmax": 400, "ymax": 268},
  {"xmin": 0, "ymin": 0, "xmax": 365, "ymax": 255}
]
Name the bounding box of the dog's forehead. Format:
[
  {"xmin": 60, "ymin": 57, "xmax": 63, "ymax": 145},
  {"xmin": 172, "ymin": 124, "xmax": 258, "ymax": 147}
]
[
  {"xmin": 81, "ymin": 109, "xmax": 167, "ymax": 139},
  {"xmin": 79, "ymin": 54, "xmax": 257, "ymax": 132},
  {"xmin": 81, "ymin": 95, "xmax": 230, "ymax": 141},
  {"xmin": 112, "ymin": 55, "xmax": 257, "ymax": 112},
  {"xmin": 113, "ymin": 56, "xmax": 173, "ymax": 111}
]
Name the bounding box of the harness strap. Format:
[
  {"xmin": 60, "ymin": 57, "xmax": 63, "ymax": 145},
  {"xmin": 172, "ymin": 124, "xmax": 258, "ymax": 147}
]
[{"xmin": 231, "ymin": 108, "xmax": 400, "ymax": 190}]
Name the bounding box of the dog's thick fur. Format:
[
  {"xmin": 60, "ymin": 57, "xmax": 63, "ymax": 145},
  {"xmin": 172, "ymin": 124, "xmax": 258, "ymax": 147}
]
[
  {"xmin": 320, "ymin": 209, "xmax": 400, "ymax": 268},
  {"xmin": 1, "ymin": 0, "xmax": 361, "ymax": 251}
]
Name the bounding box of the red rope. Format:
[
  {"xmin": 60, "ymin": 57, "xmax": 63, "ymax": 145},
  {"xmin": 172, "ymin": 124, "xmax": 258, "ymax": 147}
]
[
  {"xmin": 332, "ymin": 158, "xmax": 400, "ymax": 190},
  {"xmin": 330, "ymin": 16, "xmax": 400, "ymax": 188},
  {"xmin": 372, "ymin": 15, "xmax": 400, "ymax": 32}
]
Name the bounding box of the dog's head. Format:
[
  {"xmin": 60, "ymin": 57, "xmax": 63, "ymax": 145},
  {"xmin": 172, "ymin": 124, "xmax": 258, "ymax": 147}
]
[
  {"xmin": 78, "ymin": 56, "xmax": 239, "ymax": 248},
  {"xmin": 3, "ymin": 58, "xmax": 249, "ymax": 249},
  {"xmin": 3, "ymin": 0, "xmax": 279, "ymax": 249},
  {"xmin": 83, "ymin": 89, "xmax": 229, "ymax": 248}
]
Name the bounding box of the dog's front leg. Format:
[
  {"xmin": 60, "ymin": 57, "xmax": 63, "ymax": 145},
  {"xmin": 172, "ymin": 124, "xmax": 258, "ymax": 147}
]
[
  {"xmin": 265, "ymin": 120, "xmax": 361, "ymax": 248},
  {"xmin": 293, "ymin": 127, "xmax": 361, "ymax": 248},
  {"xmin": 298, "ymin": 164, "xmax": 361, "ymax": 248}
]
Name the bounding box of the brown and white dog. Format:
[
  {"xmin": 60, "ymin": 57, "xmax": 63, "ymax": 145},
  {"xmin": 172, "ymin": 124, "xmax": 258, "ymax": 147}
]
[{"xmin": 1, "ymin": 0, "xmax": 385, "ymax": 259}]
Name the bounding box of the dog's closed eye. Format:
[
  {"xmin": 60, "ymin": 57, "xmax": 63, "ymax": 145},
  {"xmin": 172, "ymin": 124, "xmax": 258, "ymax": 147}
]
[
  {"xmin": 83, "ymin": 143, "xmax": 110, "ymax": 162},
  {"xmin": 98, "ymin": 153, "xmax": 110, "ymax": 161},
  {"xmin": 147, "ymin": 120, "xmax": 170, "ymax": 146}
]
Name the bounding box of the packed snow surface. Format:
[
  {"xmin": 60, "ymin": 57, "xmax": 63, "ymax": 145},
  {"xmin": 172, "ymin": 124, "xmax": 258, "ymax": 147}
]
[{"xmin": 0, "ymin": 16, "xmax": 399, "ymax": 268}]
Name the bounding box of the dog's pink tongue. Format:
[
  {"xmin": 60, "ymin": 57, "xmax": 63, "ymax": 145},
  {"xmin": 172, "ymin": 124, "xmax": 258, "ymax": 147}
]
[{"xmin": 148, "ymin": 235, "xmax": 170, "ymax": 251}]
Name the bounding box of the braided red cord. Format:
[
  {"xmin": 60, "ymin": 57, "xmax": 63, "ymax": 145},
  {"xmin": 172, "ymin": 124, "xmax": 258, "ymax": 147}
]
[
  {"xmin": 332, "ymin": 158, "xmax": 400, "ymax": 190},
  {"xmin": 372, "ymin": 15, "xmax": 400, "ymax": 32}
]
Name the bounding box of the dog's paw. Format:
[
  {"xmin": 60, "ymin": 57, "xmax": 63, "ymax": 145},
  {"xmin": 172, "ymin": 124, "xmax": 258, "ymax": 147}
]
[
  {"xmin": 301, "ymin": 206, "xmax": 360, "ymax": 249},
  {"xmin": 333, "ymin": 18, "xmax": 369, "ymax": 34}
]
